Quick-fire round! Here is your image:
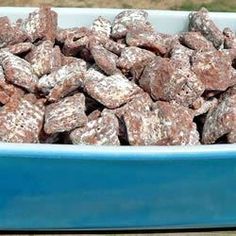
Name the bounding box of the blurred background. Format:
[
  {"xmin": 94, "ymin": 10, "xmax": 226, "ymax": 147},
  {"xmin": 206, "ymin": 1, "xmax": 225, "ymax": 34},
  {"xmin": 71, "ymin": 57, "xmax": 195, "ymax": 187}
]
[{"xmin": 1, "ymin": 0, "xmax": 236, "ymax": 11}]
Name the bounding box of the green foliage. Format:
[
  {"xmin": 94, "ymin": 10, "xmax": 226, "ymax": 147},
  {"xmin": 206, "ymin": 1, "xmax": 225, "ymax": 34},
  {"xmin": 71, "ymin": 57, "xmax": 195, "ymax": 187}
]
[{"xmin": 178, "ymin": 0, "xmax": 236, "ymax": 12}]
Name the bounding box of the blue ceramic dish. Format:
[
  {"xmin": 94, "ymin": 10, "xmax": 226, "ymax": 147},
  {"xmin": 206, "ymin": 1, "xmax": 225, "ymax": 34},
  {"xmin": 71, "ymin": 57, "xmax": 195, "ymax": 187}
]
[{"xmin": 0, "ymin": 8, "xmax": 236, "ymax": 230}]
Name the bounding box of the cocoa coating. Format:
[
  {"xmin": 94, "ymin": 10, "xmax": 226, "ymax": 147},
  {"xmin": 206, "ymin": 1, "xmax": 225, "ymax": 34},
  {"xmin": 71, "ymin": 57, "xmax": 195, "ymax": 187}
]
[
  {"xmin": 0, "ymin": 7, "xmax": 234, "ymax": 145},
  {"xmin": 202, "ymin": 86, "xmax": 236, "ymax": 144},
  {"xmin": 191, "ymin": 50, "xmax": 236, "ymax": 91},
  {"xmin": 139, "ymin": 57, "xmax": 204, "ymax": 107},
  {"xmin": 70, "ymin": 109, "xmax": 120, "ymax": 145},
  {"xmin": 189, "ymin": 8, "xmax": 224, "ymax": 48},
  {"xmin": 0, "ymin": 94, "xmax": 44, "ymax": 143},
  {"xmin": 44, "ymin": 93, "xmax": 87, "ymax": 134}
]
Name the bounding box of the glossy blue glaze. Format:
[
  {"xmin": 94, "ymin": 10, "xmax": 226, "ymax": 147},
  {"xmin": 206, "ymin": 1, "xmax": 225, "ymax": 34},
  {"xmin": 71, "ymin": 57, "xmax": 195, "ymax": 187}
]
[{"xmin": 0, "ymin": 144, "xmax": 236, "ymax": 230}]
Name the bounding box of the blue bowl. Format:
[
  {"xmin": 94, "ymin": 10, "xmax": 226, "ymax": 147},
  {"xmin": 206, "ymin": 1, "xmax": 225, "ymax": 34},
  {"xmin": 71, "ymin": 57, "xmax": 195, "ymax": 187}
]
[{"xmin": 0, "ymin": 144, "xmax": 236, "ymax": 230}]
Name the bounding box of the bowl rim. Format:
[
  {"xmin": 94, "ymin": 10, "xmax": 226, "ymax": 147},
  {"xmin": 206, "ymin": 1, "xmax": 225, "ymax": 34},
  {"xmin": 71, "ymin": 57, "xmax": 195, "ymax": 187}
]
[{"xmin": 0, "ymin": 143, "xmax": 235, "ymax": 160}]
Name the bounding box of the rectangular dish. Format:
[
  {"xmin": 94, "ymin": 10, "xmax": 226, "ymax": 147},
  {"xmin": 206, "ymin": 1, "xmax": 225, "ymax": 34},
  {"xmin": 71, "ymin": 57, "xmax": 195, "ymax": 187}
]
[{"xmin": 0, "ymin": 7, "xmax": 236, "ymax": 230}]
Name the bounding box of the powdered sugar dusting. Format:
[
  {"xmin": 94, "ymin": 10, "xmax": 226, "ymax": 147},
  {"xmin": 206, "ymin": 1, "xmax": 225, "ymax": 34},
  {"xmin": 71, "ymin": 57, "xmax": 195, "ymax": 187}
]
[
  {"xmin": 38, "ymin": 60, "xmax": 86, "ymax": 101},
  {"xmin": 91, "ymin": 16, "xmax": 111, "ymax": 38},
  {"xmin": 0, "ymin": 95, "xmax": 44, "ymax": 143},
  {"xmin": 44, "ymin": 93, "xmax": 87, "ymax": 134},
  {"xmin": 70, "ymin": 109, "xmax": 120, "ymax": 145},
  {"xmin": 85, "ymin": 70, "xmax": 141, "ymax": 108},
  {"xmin": 0, "ymin": 50, "xmax": 38, "ymax": 92}
]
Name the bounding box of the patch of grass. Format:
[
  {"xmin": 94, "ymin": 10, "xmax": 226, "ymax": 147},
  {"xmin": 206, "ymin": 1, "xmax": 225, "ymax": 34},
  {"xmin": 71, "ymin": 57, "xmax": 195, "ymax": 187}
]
[
  {"xmin": 178, "ymin": 0, "xmax": 236, "ymax": 12},
  {"xmin": 0, "ymin": 0, "xmax": 188, "ymax": 9},
  {"xmin": 3, "ymin": 0, "xmax": 236, "ymax": 11},
  {"xmin": 121, "ymin": 3, "xmax": 133, "ymax": 8}
]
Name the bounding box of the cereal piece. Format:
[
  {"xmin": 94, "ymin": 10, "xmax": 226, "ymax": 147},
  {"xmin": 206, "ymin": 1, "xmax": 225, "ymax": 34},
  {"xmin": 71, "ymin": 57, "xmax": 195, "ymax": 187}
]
[
  {"xmin": 0, "ymin": 50, "xmax": 38, "ymax": 92},
  {"xmin": 70, "ymin": 109, "xmax": 120, "ymax": 145},
  {"xmin": 56, "ymin": 27, "xmax": 89, "ymax": 43},
  {"xmin": 153, "ymin": 101, "xmax": 200, "ymax": 145},
  {"xmin": 91, "ymin": 16, "xmax": 111, "ymax": 38},
  {"xmin": 61, "ymin": 55, "xmax": 88, "ymax": 67},
  {"xmin": 61, "ymin": 55, "xmax": 80, "ymax": 66},
  {"xmin": 26, "ymin": 40, "xmax": 62, "ymax": 77},
  {"xmin": 101, "ymin": 37, "xmax": 126, "ymax": 55},
  {"xmin": 114, "ymin": 91, "xmax": 153, "ymax": 118},
  {"xmin": 0, "ymin": 80, "xmax": 24, "ymax": 105},
  {"xmin": 0, "ymin": 94, "xmax": 44, "ymax": 143},
  {"xmin": 191, "ymin": 50, "xmax": 236, "ymax": 91},
  {"xmin": 117, "ymin": 47, "xmax": 156, "ymax": 71},
  {"xmin": 57, "ymin": 27, "xmax": 91, "ymax": 56},
  {"xmin": 21, "ymin": 6, "xmax": 57, "ymax": 42},
  {"xmin": 180, "ymin": 32, "xmax": 215, "ymax": 50},
  {"xmin": 163, "ymin": 34, "xmax": 180, "ymax": 50},
  {"xmin": 90, "ymin": 44, "xmax": 120, "ymax": 75},
  {"xmin": 0, "ymin": 16, "xmax": 28, "ymax": 48},
  {"xmin": 38, "ymin": 61, "xmax": 86, "ymax": 101},
  {"xmin": 6, "ymin": 42, "xmax": 33, "ymax": 55},
  {"xmin": 163, "ymin": 34, "xmax": 185, "ymax": 56},
  {"xmin": 171, "ymin": 68, "xmax": 205, "ymax": 107},
  {"xmin": 63, "ymin": 30, "xmax": 91, "ymax": 56},
  {"xmin": 88, "ymin": 34, "xmax": 126, "ymax": 55},
  {"xmin": 123, "ymin": 101, "xmax": 199, "ymax": 145},
  {"xmin": 189, "ymin": 8, "xmax": 223, "ymax": 48},
  {"xmin": 84, "ymin": 68, "xmax": 141, "ymax": 109},
  {"xmin": 117, "ymin": 46, "xmax": 156, "ymax": 79},
  {"xmin": 139, "ymin": 57, "xmax": 204, "ymax": 107},
  {"xmin": 223, "ymin": 27, "xmax": 236, "ymax": 49},
  {"xmin": 44, "ymin": 93, "xmax": 87, "ymax": 134},
  {"xmin": 112, "ymin": 10, "xmax": 149, "ymax": 39},
  {"xmin": 170, "ymin": 43, "xmax": 193, "ymax": 69},
  {"xmin": 123, "ymin": 109, "xmax": 162, "ymax": 146},
  {"xmin": 202, "ymin": 86, "xmax": 236, "ymax": 144},
  {"xmin": 113, "ymin": 91, "xmax": 153, "ymax": 142},
  {"xmin": 192, "ymin": 97, "xmax": 218, "ymax": 116},
  {"xmin": 126, "ymin": 27, "xmax": 167, "ymax": 54},
  {"xmin": 63, "ymin": 38, "xmax": 90, "ymax": 57},
  {"xmin": 56, "ymin": 27, "xmax": 68, "ymax": 43}
]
